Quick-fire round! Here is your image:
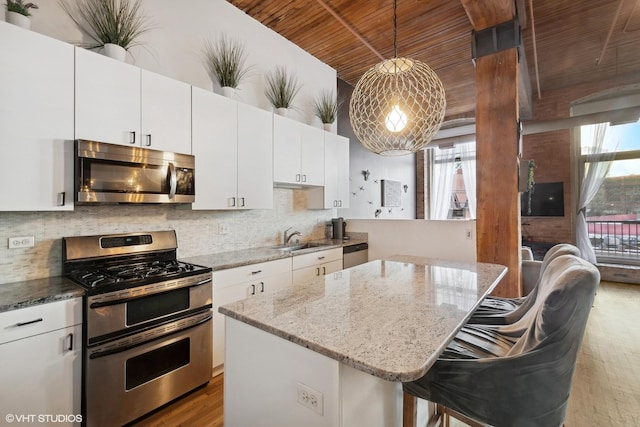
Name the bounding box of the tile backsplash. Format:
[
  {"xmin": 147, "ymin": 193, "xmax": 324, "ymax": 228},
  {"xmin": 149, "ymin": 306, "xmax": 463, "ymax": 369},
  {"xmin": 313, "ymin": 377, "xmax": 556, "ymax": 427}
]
[{"xmin": 0, "ymin": 189, "xmax": 331, "ymax": 285}]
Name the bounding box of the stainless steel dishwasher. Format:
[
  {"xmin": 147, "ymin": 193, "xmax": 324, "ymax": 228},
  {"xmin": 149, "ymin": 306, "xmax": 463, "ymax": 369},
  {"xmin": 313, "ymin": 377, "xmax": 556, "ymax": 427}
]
[{"xmin": 343, "ymin": 242, "xmax": 369, "ymax": 268}]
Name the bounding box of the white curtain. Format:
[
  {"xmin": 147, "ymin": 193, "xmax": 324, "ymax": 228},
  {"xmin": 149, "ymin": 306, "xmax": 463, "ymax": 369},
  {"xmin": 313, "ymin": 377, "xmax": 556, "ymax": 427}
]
[
  {"xmin": 459, "ymin": 142, "xmax": 477, "ymax": 219},
  {"xmin": 430, "ymin": 147, "xmax": 456, "ymax": 219},
  {"xmin": 577, "ymin": 123, "xmax": 614, "ymax": 263}
]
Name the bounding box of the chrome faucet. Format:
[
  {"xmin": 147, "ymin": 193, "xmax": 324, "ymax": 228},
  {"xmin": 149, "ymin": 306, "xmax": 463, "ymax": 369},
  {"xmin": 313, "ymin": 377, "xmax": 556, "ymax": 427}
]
[{"xmin": 284, "ymin": 227, "xmax": 301, "ymax": 245}]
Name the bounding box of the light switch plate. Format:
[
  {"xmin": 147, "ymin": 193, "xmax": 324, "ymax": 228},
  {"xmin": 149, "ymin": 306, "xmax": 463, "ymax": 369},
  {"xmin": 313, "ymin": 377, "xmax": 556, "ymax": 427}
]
[{"xmin": 9, "ymin": 236, "xmax": 35, "ymax": 249}]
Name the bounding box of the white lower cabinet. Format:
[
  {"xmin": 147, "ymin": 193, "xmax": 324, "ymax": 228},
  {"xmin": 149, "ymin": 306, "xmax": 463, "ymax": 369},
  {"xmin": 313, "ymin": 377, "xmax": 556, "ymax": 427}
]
[
  {"xmin": 0, "ymin": 298, "xmax": 82, "ymax": 425},
  {"xmin": 212, "ymin": 258, "xmax": 292, "ymax": 372},
  {"xmin": 292, "ymin": 248, "xmax": 343, "ymax": 286}
]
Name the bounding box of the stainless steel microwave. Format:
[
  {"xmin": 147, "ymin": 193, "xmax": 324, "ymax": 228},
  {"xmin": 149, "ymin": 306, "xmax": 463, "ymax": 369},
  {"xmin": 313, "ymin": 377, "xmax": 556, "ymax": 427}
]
[{"xmin": 75, "ymin": 140, "xmax": 195, "ymax": 204}]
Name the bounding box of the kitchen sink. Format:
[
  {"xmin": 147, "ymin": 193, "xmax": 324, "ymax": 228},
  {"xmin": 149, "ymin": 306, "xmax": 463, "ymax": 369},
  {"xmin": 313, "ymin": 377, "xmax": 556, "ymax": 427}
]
[{"xmin": 275, "ymin": 242, "xmax": 332, "ymax": 252}]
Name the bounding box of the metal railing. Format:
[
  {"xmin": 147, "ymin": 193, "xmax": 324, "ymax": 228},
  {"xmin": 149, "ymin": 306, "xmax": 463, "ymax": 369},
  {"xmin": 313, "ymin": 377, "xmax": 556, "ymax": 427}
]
[{"xmin": 587, "ymin": 220, "xmax": 640, "ymax": 264}]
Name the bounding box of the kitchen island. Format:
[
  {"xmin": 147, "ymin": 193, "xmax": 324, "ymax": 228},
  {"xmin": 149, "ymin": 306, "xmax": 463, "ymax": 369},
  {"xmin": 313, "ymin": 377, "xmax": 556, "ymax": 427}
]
[{"xmin": 219, "ymin": 256, "xmax": 507, "ymax": 427}]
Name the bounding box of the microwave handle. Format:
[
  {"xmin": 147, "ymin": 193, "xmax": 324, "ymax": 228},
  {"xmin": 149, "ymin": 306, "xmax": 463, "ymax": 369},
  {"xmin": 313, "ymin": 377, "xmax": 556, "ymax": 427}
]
[{"xmin": 168, "ymin": 162, "xmax": 177, "ymax": 199}]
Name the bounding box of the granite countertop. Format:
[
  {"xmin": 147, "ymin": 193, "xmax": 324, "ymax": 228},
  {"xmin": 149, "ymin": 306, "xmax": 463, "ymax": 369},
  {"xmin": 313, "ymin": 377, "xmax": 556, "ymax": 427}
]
[
  {"xmin": 0, "ymin": 277, "xmax": 86, "ymax": 314},
  {"xmin": 0, "ymin": 237, "xmax": 368, "ymax": 314},
  {"xmin": 182, "ymin": 237, "xmax": 367, "ymax": 271},
  {"xmin": 219, "ymin": 256, "xmax": 507, "ymax": 382}
]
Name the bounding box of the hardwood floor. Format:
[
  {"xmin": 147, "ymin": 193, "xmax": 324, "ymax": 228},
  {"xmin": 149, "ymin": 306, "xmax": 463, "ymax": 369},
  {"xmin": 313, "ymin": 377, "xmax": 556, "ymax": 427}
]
[{"xmin": 132, "ymin": 281, "xmax": 640, "ymax": 427}]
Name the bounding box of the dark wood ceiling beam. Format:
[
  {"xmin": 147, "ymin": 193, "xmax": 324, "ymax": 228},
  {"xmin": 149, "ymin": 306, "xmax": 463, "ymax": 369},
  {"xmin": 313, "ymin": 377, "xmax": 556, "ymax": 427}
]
[{"xmin": 460, "ymin": 0, "xmax": 515, "ymax": 30}]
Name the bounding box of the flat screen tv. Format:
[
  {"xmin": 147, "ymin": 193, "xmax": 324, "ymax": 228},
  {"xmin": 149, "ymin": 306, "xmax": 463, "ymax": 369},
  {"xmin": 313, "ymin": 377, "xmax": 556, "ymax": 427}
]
[{"xmin": 521, "ymin": 182, "xmax": 564, "ymax": 217}]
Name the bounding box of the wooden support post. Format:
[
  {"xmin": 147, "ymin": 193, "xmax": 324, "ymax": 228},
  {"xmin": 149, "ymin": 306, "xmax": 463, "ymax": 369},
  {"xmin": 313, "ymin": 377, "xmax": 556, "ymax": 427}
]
[
  {"xmin": 475, "ymin": 48, "xmax": 522, "ymax": 298},
  {"xmin": 462, "ymin": 0, "xmax": 522, "ymax": 297},
  {"xmin": 403, "ymin": 392, "xmax": 417, "ymax": 427}
]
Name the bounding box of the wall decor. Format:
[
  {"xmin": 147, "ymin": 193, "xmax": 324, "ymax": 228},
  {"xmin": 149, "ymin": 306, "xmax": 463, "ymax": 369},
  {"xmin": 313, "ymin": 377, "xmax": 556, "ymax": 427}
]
[{"xmin": 381, "ymin": 179, "xmax": 402, "ymax": 207}]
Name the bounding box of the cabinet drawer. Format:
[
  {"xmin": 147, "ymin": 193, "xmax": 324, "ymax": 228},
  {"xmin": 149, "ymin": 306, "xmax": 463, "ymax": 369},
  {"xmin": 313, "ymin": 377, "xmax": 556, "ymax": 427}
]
[
  {"xmin": 213, "ymin": 258, "xmax": 292, "ymax": 289},
  {"xmin": 292, "ymin": 248, "xmax": 343, "ymax": 270},
  {"xmin": 0, "ymin": 298, "xmax": 82, "ymax": 345}
]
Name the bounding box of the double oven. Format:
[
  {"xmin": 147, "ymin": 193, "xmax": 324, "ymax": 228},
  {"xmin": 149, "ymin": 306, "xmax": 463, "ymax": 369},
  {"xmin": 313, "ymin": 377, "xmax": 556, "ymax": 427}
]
[{"xmin": 63, "ymin": 230, "xmax": 212, "ymax": 427}]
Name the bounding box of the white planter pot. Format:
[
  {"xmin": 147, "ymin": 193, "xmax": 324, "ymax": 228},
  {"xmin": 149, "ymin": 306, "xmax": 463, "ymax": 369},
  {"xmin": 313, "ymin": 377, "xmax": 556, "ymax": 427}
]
[
  {"xmin": 276, "ymin": 107, "xmax": 289, "ymax": 117},
  {"xmin": 102, "ymin": 43, "xmax": 126, "ymax": 62},
  {"xmin": 6, "ymin": 11, "xmax": 31, "ymax": 29},
  {"xmin": 323, "ymin": 123, "xmax": 333, "ymax": 132},
  {"xmin": 221, "ymin": 86, "xmax": 235, "ymax": 98}
]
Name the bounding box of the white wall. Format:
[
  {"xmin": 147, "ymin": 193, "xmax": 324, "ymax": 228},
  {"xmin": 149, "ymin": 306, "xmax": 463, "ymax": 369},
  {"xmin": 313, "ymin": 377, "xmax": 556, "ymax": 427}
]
[
  {"xmin": 9, "ymin": 0, "xmax": 336, "ymax": 126},
  {"xmin": 336, "ymin": 80, "xmax": 416, "ymax": 219},
  {"xmin": 346, "ymin": 219, "xmax": 476, "ymax": 262}
]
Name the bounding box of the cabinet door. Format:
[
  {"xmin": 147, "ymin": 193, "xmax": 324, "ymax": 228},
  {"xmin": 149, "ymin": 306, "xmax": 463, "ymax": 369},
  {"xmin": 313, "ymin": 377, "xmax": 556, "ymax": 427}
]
[
  {"xmin": 212, "ymin": 282, "xmax": 251, "ymax": 369},
  {"xmin": 192, "ymin": 87, "xmax": 238, "ymax": 210},
  {"xmin": 323, "ymin": 132, "xmax": 340, "ymax": 207},
  {"xmin": 237, "ymin": 103, "xmax": 273, "ymax": 209},
  {"xmin": 0, "ymin": 324, "xmax": 81, "ymax": 423},
  {"xmin": 273, "ymin": 114, "xmax": 301, "ymax": 184},
  {"xmin": 299, "ymin": 124, "xmax": 325, "ymax": 186},
  {"xmin": 75, "ymin": 47, "xmax": 141, "ymax": 145},
  {"xmin": 335, "ymin": 134, "xmax": 350, "ymax": 208},
  {"xmin": 322, "ymin": 259, "xmax": 344, "ymax": 275},
  {"xmin": 260, "ymin": 271, "xmax": 293, "ymax": 294},
  {"xmin": 141, "ymin": 70, "xmax": 192, "ymax": 154},
  {"xmin": 0, "ymin": 22, "xmax": 74, "ymax": 211},
  {"xmin": 292, "ymin": 265, "xmax": 324, "ymax": 285}
]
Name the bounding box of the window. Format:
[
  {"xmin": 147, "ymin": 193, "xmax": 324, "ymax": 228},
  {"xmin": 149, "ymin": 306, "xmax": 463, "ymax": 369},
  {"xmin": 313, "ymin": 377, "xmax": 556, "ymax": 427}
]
[
  {"xmin": 581, "ymin": 121, "xmax": 640, "ymax": 263},
  {"xmin": 429, "ymin": 142, "xmax": 476, "ymax": 220}
]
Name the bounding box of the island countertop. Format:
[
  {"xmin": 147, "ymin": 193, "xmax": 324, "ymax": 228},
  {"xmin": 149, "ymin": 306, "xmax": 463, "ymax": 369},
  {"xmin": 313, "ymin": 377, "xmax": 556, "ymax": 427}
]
[{"xmin": 219, "ymin": 255, "xmax": 507, "ymax": 382}]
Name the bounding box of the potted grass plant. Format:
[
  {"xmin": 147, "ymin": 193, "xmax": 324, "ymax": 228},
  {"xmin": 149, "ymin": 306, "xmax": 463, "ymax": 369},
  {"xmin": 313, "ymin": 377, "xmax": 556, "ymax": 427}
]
[
  {"xmin": 265, "ymin": 67, "xmax": 301, "ymax": 116},
  {"xmin": 5, "ymin": 0, "xmax": 38, "ymax": 29},
  {"xmin": 313, "ymin": 89, "xmax": 339, "ymax": 131},
  {"xmin": 203, "ymin": 34, "xmax": 252, "ymax": 98},
  {"xmin": 59, "ymin": 0, "xmax": 151, "ymax": 61}
]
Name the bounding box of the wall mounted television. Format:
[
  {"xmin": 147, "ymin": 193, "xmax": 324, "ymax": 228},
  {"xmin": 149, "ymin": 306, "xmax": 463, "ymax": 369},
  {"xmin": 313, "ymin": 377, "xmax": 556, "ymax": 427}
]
[{"xmin": 521, "ymin": 182, "xmax": 565, "ymax": 217}]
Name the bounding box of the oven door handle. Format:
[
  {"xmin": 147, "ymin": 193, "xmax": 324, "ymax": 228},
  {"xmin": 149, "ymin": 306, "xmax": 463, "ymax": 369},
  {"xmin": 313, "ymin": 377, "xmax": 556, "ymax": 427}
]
[
  {"xmin": 168, "ymin": 162, "xmax": 177, "ymax": 199},
  {"xmin": 89, "ymin": 277, "xmax": 212, "ymax": 309},
  {"xmin": 88, "ymin": 314, "xmax": 212, "ymax": 360}
]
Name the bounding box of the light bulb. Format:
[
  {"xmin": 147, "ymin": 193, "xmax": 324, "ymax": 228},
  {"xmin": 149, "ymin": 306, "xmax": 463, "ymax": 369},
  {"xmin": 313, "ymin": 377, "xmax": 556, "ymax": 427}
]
[{"xmin": 385, "ymin": 105, "xmax": 407, "ymax": 132}]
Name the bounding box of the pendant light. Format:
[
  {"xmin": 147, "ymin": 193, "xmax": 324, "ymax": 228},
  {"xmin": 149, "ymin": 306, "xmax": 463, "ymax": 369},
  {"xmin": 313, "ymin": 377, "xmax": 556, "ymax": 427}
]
[{"xmin": 349, "ymin": 0, "xmax": 446, "ymax": 156}]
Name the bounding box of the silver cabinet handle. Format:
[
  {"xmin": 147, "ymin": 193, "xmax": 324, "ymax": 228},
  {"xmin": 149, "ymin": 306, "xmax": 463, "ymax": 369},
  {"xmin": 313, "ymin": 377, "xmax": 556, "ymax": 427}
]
[
  {"xmin": 296, "ymin": 174, "xmax": 301, "ymax": 182},
  {"xmin": 57, "ymin": 192, "xmax": 65, "ymax": 206},
  {"xmin": 302, "ymin": 174, "xmax": 307, "ymax": 182},
  {"xmin": 323, "ymin": 266, "xmax": 326, "ymax": 275},
  {"xmin": 338, "ymin": 200, "xmax": 342, "ymax": 207},
  {"xmin": 129, "ymin": 131, "xmax": 136, "ymax": 144},
  {"xmin": 317, "ymin": 256, "xmax": 325, "ymax": 260},
  {"xmin": 67, "ymin": 333, "xmax": 74, "ymax": 351},
  {"xmin": 167, "ymin": 162, "xmax": 177, "ymax": 199},
  {"xmin": 316, "ymin": 267, "xmax": 320, "ymax": 276},
  {"xmin": 251, "ymin": 270, "xmax": 263, "ymax": 275},
  {"xmin": 230, "ymin": 197, "xmax": 236, "ymax": 207},
  {"xmin": 240, "ymin": 197, "xmax": 245, "ymax": 207},
  {"xmin": 250, "ymin": 284, "xmax": 256, "ymax": 295},
  {"xmin": 145, "ymin": 134, "xmax": 152, "ymax": 146},
  {"xmin": 260, "ymin": 282, "xmax": 265, "ymax": 293}
]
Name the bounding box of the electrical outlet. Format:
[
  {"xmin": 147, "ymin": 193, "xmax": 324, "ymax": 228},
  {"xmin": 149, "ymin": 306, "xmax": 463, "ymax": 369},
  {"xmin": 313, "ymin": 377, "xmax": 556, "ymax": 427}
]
[
  {"xmin": 297, "ymin": 382, "xmax": 323, "ymax": 415},
  {"xmin": 465, "ymin": 229, "xmax": 473, "ymax": 240},
  {"xmin": 8, "ymin": 236, "xmax": 35, "ymax": 249},
  {"xmin": 218, "ymin": 224, "xmax": 229, "ymax": 235}
]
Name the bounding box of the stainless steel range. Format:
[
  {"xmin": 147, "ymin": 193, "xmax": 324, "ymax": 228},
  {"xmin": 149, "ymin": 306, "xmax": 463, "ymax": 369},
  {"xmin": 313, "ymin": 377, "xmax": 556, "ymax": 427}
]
[{"xmin": 63, "ymin": 230, "xmax": 212, "ymax": 427}]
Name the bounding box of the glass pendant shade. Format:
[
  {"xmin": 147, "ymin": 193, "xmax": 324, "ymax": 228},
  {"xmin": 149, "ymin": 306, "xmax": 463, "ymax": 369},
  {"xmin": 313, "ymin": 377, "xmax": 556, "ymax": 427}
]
[{"xmin": 349, "ymin": 57, "xmax": 446, "ymax": 156}]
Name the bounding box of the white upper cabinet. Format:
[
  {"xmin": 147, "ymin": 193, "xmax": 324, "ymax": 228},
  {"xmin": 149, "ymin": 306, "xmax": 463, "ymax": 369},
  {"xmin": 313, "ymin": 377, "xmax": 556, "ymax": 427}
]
[
  {"xmin": 308, "ymin": 132, "xmax": 350, "ymax": 209},
  {"xmin": 237, "ymin": 103, "xmax": 273, "ymax": 209},
  {"xmin": 75, "ymin": 47, "xmax": 140, "ymax": 147},
  {"xmin": 75, "ymin": 48, "xmax": 191, "ymax": 154},
  {"xmin": 273, "ymin": 115, "xmax": 325, "ymax": 186},
  {"xmin": 0, "ymin": 22, "xmax": 74, "ymax": 211},
  {"xmin": 191, "ymin": 87, "xmax": 273, "ymax": 210},
  {"xmin": 140, "ymin": 70, "xmax": 192, "ymax": 154}
]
